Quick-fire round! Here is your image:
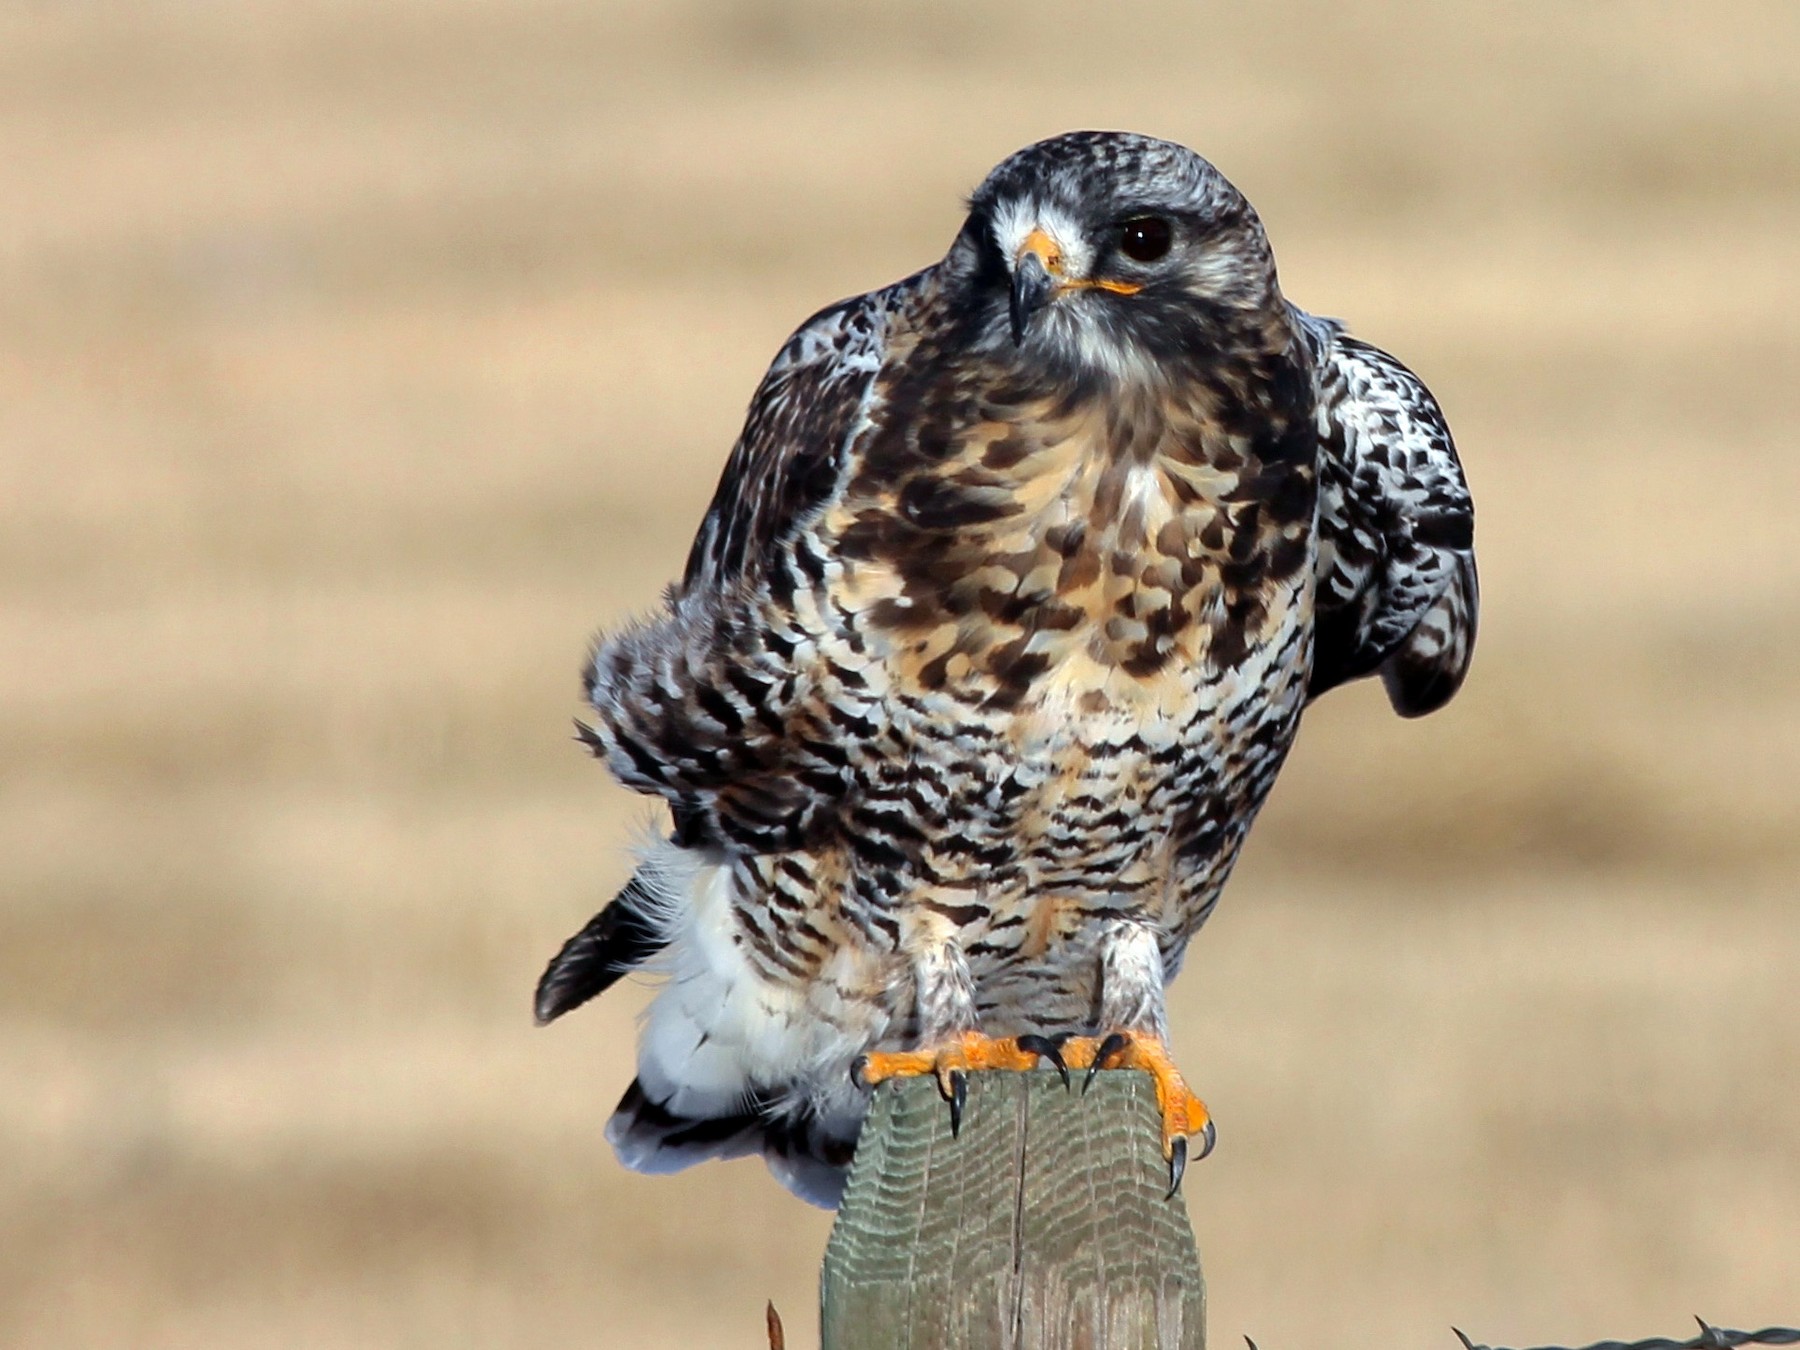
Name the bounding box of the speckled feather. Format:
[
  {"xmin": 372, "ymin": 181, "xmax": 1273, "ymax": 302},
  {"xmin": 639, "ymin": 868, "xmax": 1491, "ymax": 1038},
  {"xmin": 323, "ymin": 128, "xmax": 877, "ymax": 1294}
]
[{"xmin": 540, "ymin": 132, "xmax": 1478, "ymax": 1206}]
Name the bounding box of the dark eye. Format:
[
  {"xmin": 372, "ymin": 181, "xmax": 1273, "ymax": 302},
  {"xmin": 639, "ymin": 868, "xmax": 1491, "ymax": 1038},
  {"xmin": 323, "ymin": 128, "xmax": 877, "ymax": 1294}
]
[{"xmin": 1119, "ymin": 217, "xmax": 1173, "ymax": 263}]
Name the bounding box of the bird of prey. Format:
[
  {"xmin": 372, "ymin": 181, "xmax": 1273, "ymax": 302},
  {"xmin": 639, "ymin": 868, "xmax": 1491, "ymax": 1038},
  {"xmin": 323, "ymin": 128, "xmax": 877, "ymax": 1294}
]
[{"xmin": 535, "ymin": 131, "xmax": 1477, "ymax": 1207}]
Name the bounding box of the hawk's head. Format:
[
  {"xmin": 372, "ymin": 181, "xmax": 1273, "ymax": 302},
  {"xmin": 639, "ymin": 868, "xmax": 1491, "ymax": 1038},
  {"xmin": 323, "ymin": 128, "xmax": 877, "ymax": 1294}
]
[{"xmin": 953, "ymin": 132, "xmax": 1282, "ymax": 378}]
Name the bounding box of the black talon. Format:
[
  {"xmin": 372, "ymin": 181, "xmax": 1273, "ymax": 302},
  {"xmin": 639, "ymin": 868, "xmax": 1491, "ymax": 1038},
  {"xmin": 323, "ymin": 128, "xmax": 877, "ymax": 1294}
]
[
  {"xmin": 1166, "ymin": 1135, "xmax": 1188, "ymax": 1199},
  {"xmin": 1084, "ymin": 1031, "xmax": 1131, "ymax": 1094},
  {"xmin": 849, "ymin": 1055, "xmax": 871, "ymax": 1090},
  {"xmin": 1195, "ymin": 1117, "xmax": 1217, "ymax": 1162},
  {"xmin": 946, "ymin": 1069, "xmax": 969, "ymax": 1137},
  {"xmin": 1016, "ymin": 1034, "xmax": 1070, "ymax": 1090}
]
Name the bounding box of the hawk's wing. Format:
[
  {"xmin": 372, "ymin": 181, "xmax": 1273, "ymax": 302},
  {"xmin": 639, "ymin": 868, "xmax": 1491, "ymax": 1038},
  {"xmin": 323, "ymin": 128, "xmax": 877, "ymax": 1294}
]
[
  {"xmin": 682, "ymin": 272, "xmax": 928, "ymax": 591},
  {"xmin": 1301, "ymin": 315, "xmax": 1478, "ymax": 717},
  {"xmin": 579, "ymin": 272, "xmax": 928, "ymax": 849}
]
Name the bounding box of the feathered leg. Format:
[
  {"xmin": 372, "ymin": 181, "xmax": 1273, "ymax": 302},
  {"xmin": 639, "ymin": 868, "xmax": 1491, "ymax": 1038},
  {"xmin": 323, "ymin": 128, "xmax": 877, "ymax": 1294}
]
[
  {"xmin": 1062, "ymin": 920, "xmax": 1214, "ymax": 1195},
  {"xmin": 851, "ymin": 938, "xmax": 1062, "ymax": 1136}
]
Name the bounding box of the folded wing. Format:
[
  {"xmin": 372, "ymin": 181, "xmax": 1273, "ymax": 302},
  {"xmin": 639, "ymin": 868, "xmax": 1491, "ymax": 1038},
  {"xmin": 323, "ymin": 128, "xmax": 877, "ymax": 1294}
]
[
  {"xmin": 579, "ymin": 274, "xmax": 926, "ymax": 850},
  {"xmin": 1302, "ymin": 315, "xmax": 1478, "ymax": 716}
]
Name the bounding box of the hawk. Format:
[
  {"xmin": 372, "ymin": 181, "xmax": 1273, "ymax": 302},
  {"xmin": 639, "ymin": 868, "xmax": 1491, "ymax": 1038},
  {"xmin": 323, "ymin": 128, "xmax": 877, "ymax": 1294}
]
[{"xmin": 535, "ymin": 131, "xmax": 1477, "ymax": 1207}]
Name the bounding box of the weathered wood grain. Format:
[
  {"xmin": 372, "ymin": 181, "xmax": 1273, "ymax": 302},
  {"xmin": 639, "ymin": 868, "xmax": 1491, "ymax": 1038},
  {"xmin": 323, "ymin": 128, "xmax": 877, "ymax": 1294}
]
[{"xmin": 820, "ymin": 1071, "xmax": 1205, "ymax": 1350}]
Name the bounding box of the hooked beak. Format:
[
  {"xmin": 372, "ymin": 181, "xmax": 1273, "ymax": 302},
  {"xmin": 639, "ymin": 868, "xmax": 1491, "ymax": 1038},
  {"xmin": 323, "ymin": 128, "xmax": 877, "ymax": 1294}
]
[
  {"xmin": 1009, "ymin": 228, "xmax": 1061, "ymax": 346},
  {"xmin": 1007, "ymin": 226, "xmax": 1143, "ymax": 346}
]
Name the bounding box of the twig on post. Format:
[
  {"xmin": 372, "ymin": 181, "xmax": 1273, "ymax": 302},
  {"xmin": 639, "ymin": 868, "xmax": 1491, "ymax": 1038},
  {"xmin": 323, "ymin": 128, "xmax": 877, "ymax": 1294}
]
[{"xmin": 820, "ymin": 1071, "xmax": 1206, "ymax": 1350}]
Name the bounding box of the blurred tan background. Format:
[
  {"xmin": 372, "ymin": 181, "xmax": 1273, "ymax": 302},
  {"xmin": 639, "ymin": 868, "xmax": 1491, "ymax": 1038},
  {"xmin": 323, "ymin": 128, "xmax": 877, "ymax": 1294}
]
[{"xmin": 3, "ymin": 2, "xmax": 1798, "ymax": 1347}]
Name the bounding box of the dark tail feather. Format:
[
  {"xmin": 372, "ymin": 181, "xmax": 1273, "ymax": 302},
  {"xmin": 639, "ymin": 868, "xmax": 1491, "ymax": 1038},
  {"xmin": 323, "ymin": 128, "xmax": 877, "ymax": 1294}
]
[
  {"xmin": 605, "ymin": 1079, "xmax": 770, "ymax": 1170},
  {"xmin": 534, "ymin": 872, "xmax": 669, "ymax": 1025},
  {"xmin": 606, "ymin": 1078, "xmax": 859, "ymax": 1210}
]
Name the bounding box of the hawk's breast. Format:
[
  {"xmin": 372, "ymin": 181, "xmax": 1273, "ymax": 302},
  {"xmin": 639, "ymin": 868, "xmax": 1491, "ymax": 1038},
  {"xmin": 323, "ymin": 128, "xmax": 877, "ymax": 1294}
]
[{"xmin": 815, "ymin": 365, "xmax": 1319, "ymax": 911}]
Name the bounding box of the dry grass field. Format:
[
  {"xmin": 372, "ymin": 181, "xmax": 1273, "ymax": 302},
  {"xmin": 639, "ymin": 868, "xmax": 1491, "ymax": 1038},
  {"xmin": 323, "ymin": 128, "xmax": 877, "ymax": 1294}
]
[{"xmin": 3, "ymin": 3, "xmax": 1798, "ymax": 1347}]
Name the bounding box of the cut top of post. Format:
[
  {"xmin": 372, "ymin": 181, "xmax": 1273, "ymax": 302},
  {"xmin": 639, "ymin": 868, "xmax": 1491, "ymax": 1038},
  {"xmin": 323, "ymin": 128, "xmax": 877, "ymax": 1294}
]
[{"xmin": 821, "ymin": 1071, "xmax": 1206, "ymax": 1350}]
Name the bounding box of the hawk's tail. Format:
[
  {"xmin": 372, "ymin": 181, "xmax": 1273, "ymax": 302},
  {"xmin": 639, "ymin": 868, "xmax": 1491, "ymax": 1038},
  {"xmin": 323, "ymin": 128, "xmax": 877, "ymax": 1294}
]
[
  {"xmin": 605, "ymin": 1077, "xmax": 857, "ymax": 1208},
  {"xmin": 534, "ymin": 839, "xmax": 864, "ymax": 1209}
]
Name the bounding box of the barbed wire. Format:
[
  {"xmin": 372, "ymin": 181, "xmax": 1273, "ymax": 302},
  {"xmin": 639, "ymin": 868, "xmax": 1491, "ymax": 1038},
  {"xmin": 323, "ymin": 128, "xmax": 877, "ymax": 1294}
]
[
  {"xmin": 1244, "ymin": 1321, "xmax": 1800, "ymax": 1350},
  {"xmin": 1451, "ymin": 1321, "xmax": 1800, "ymax": 1350}
]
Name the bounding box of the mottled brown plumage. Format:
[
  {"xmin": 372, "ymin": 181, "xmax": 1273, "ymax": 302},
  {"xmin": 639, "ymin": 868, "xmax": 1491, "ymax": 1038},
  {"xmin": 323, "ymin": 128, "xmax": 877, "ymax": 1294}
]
[{"xmin": 535, "ymin": 131, "xmax": 1478, "ymax": 1206}]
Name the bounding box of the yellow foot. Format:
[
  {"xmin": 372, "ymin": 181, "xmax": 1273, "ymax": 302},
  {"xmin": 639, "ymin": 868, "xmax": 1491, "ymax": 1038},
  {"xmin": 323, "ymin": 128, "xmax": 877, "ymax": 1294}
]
[
  {"xmin": 851, "ymin": 1031, "xmax": 1066, "ymax": 1136},
  {"xmin": 1061, "ymin": 1030, "xmax": 1215, "ymax": 1194}
]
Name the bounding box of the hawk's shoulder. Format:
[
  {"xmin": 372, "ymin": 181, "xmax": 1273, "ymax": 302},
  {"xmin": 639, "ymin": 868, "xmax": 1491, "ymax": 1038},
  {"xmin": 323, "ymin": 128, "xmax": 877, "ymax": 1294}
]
[
  {"xmin": 1300, "ymin": 311, "xmax": 1479, "ymax": 716},
  {"xmin": 581, "ymin": 270, "xmax": 934, "ymax": 849},
  {"xmin": 681, "ymin": 269, "xmax": 933, "ymax": 591}
]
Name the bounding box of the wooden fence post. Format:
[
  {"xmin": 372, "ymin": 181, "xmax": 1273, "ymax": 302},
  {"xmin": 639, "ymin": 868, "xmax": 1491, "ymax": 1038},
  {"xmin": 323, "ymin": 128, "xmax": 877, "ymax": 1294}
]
[{"xmin": 820, "ymin": 1070, "xmax": 1206, "ymax": 1350}]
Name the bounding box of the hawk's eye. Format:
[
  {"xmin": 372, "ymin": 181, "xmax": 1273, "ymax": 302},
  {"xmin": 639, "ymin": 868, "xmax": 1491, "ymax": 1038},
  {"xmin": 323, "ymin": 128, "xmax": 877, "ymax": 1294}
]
[{"xmin": 1119, "ymin": 217, "xmax": 1173, "ymax": 263}]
